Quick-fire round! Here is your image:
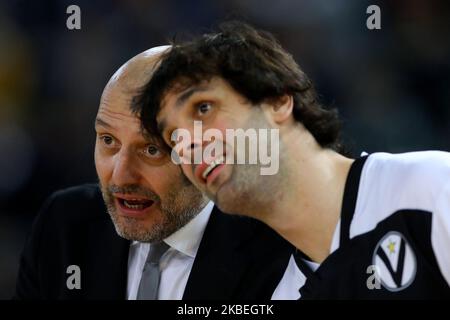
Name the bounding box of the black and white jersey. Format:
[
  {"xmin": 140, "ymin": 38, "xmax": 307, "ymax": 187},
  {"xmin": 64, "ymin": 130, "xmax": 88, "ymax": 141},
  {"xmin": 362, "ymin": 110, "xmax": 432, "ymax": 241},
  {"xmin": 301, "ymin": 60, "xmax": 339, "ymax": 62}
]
[{"xmin": 292, "ymin": 151, "xmax": 450, "ymax": 299}]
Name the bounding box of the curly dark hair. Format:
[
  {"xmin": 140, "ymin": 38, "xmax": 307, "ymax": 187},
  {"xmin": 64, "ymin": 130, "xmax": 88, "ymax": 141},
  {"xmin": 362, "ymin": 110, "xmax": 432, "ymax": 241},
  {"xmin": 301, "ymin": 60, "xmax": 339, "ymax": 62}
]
[{"xmin": 133, "ymin": 21, "xmax": 343, "ymax": 151}]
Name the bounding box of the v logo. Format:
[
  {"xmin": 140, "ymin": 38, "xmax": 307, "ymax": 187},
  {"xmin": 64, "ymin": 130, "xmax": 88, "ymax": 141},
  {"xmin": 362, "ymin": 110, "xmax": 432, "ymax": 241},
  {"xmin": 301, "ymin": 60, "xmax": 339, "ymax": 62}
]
[
  {"xmin": 376, "ymin": 238, "xmax": 406, "ymax": 287},
  {"xmin": 372, "ymin": 231, "xmax": 416, "ymax": 291}
]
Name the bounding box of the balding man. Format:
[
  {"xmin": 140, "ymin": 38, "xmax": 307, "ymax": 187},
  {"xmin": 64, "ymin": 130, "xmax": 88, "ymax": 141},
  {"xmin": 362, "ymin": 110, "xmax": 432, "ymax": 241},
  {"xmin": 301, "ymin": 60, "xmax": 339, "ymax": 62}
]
[{"xmin": 14, "ymin": 47, "xmax": 292, "ymax": 300}]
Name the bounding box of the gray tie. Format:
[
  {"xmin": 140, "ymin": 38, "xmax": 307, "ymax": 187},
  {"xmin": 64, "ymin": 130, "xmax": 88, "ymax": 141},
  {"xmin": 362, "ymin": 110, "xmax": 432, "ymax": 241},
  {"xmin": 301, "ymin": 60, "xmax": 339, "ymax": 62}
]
[{"xmin": 136, "ymin": 241, "xmax": 170, "ymax": 300}]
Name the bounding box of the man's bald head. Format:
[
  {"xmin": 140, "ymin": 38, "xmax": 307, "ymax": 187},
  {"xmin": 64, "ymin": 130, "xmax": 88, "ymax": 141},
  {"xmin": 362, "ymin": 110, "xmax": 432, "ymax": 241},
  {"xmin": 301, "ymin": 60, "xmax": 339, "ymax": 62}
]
[{"xmin": 102, "ymin": 45, "xmax": 171, "ymax": 104}]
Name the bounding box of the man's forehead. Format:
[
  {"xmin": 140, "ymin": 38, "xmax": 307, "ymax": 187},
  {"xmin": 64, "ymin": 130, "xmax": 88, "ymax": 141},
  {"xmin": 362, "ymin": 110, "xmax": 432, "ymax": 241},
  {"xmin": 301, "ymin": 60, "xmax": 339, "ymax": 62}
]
[
  {"xmin": 100, "ymin": 82, "xmax": 128, "ymax": 104},
  {"xmin": 97, "ymin": 102, "xmax": 165, "ymax": 141},
  {"xmin": 96, "ymin": 105, "xmax": 139, "ymax": 127},
  {"xmin": 98, "ymin": 83, "xmax": 136, "ymax": 117}
]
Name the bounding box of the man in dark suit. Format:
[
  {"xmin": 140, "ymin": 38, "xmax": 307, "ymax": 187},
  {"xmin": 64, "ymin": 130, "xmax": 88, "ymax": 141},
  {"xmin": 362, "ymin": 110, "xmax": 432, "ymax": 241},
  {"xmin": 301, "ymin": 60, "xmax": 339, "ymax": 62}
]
[{"xmin": 14, "ymin": 46, "xmax": 292, "ymax": 300}]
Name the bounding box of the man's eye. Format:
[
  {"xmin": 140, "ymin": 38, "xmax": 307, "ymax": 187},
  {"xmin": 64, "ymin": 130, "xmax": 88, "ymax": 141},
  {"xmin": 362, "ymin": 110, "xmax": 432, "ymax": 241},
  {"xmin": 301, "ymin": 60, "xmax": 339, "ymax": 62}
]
[
  {"xmin": 144, "ymin": 145, "xmax": 162, "ymax": 158},
  {"xmin": 196, "ymin": 102, "xmax": 212, "ymax": 116},
  {"xmin": 100, "ymin": 135, "xmax": 114, "ymax": 146}
]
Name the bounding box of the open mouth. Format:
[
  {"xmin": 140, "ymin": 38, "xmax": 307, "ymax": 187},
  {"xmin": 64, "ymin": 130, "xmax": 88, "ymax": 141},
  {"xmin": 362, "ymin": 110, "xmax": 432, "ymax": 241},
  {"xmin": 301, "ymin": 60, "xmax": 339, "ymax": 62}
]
[
  {"xmin": 116, "ymin": 197, "xmax": 154, "ymax": 212},
  {"xmin": 201, "ymin": 155, "xmax": 225, "ymax": 180}
]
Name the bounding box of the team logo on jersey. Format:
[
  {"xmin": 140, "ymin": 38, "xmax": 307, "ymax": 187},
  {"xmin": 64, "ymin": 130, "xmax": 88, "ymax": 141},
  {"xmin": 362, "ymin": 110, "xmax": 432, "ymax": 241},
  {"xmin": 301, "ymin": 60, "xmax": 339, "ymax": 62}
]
[{"xmin": 372, "ymin": 231, "xmax": 416, "ymax": 291}]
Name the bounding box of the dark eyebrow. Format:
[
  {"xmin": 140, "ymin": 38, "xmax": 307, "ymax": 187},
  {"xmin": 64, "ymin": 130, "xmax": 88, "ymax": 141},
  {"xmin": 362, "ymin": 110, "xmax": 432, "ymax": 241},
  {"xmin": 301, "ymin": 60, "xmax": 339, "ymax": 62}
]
[
  {"xmin": 95, "ymin": 117, "xmax": 113, "ymax": 129},
  {"xmin": 175, "ymin": 85, "xmax": 209, "ymax": 109},
  {"xmin": 157, "ymin": 86, "xmax": 208, "ymax": 134},
  {"xmin": 140, "ymin": 128, "xmax": 160, "ymax": 144}
]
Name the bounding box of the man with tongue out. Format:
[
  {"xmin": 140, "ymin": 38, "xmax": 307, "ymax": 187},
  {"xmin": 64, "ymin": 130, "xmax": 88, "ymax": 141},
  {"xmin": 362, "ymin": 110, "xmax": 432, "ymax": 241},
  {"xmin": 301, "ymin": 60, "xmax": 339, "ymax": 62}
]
[{"xmin": 14, "ymin": 46, "xmax": 292, "ymax": 300}]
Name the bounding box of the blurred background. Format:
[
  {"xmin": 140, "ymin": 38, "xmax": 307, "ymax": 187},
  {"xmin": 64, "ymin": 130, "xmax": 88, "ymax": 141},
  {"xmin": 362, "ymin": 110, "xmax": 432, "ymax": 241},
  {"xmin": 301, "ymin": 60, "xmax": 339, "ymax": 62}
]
[{"xmin": 0, "ymin": 0, "xmax": 449, "ymax": 298}]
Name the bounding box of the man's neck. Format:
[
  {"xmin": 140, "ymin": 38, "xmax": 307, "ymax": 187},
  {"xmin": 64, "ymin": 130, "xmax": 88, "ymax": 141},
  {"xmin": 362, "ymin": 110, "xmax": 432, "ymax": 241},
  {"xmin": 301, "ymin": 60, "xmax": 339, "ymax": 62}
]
[{"xmin": 259, "ymin": 130, "xmax": 354, "ymax": 263}]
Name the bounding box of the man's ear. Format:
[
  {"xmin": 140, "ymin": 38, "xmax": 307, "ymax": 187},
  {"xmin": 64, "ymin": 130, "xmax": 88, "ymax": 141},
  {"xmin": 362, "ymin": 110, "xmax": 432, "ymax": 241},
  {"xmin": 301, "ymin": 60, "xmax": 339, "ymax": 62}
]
[{"xmin": 262, "ymin": 95, "xmax": 294, "ymax": 124}]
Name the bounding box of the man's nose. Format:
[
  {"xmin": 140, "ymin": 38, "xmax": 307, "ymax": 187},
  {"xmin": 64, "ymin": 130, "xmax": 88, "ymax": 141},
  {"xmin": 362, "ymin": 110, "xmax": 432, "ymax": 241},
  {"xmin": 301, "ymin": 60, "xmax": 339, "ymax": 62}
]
[
  {"xmin": 111, "ymin": 149, "xmax": 141, "ymax": 186},
  {"xmin": 188, "ymin": 139, "xmax": 203, "ymax": 152}
]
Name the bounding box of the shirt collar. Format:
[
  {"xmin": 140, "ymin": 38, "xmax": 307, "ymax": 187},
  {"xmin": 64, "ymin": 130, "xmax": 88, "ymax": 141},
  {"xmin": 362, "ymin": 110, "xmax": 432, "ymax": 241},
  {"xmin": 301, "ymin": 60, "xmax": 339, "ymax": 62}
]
[{"xmin": 131, "ymin": 201, "xmax": 214, "ymax": 258}]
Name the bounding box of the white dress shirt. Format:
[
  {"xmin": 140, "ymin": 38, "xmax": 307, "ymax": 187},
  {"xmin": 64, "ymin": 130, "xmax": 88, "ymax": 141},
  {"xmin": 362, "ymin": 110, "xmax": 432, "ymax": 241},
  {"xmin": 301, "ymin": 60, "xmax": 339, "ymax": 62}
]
[
  {"xmin": 272, "ymin": 220, "xmax": 339, "ymax": 299},
  {"xmin": 272, "ymin": 254, "xmax": 309, "ymax": 300},
  {"xmin": 126, "ymin": 201, "xmax": 214, "ymax": 300}
]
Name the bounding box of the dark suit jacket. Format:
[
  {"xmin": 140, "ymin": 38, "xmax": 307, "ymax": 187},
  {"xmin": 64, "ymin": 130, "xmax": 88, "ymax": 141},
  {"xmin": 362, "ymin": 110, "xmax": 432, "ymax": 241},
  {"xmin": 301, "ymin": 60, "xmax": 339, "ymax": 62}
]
[{"xmin": 15, "ymin": 184, "xmax": 293, "ymax": 299}]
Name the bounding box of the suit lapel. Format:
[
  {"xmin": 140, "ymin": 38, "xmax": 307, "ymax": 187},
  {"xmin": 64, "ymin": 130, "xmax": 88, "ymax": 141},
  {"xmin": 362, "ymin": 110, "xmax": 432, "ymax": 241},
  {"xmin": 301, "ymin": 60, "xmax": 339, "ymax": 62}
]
[
  {"xmin": 183, "ymin": 207, "xmax": 256, "ymax": 299},
  {"xmin": 83, "ymin": 203, "xmax": 130, "ymax": 299}
]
